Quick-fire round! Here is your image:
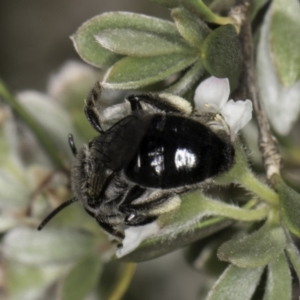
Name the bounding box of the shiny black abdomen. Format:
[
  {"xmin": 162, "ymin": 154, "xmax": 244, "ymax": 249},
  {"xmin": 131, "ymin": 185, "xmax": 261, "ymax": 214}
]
[{"xmin": 125, "ymin": 114, "xmax": 235, "ymax": 189}]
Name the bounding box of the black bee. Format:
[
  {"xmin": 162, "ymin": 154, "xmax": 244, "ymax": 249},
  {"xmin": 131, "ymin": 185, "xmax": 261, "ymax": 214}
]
[{"xmin": 38, "ymin": 83, "xmax": 234, "ymax": 240}]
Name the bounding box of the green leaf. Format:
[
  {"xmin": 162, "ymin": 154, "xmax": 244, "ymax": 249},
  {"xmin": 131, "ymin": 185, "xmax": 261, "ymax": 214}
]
[
  {"xmin": 273, "ymin": 176, "xmax": 300, "ymax": 237},
  {"xmin": 6, "ymin": 261, "xmax": 67, "ymax": 300},
  {"xmin": 0, "ymin": 170, "xmax": 30, "ymax": 210},
  {"xmin": 217, "ymin": 223, "xmax": 287, "ymax": 268},
  {"xmin": 263, "ymin": 252, "xmax": 291, "ymax": 300},
  {"xmin": 0, "ymin": 215, "xmax": 18, "ymax": 232},
  {"xmin": 72, "ymin": 18, "xmax": 120, "ymax": 68},
  {"xmin": 286, "ymin": 239, "xmax": 300, "ymax": 281},
  {"xmin": 207, "ymin": 265, "xmax": 264, "ymax": 300},
  {"xmin": 18, "ymin": 91, "xmax": 83, "ymax": 161},
  {"xmin": 214, "ymin": 140, "xmax": 249, "ymax": 185},
  {"xmin": 96, "ymin": 28, "xmax": 191, "ymax": 57},
  {"xmin": 60, "ymin": 255, "xmax": 102, "ymax": 300},
  {"xmin": 257, "ymin": 6, "xmax": 300, "ymax": 135},
  {"xmin": 271, "ymin": 0, "xmax": 300, "ymax": 86},
  {"xmin": 0, "ymin": 80, "xmax": 65, "ymax": 169},
  {"xmin": 102, "ymin": 52, "xmax": 199, "ymax": 89},
  {"xmin": 2, "ymin": 227, "xmax": 97, "ymax": 265},
  {"xmin": 163, "ymin": 60, "xmax": 204, "ymax": 95},
  {"xmin": 118, "ymin": 194, "xmax": 260, "ymax": 262},
  {"xmin": 201, "ymin": 24, "xmax": 241, "ymax": 79},
  {"xmin": 118, "ymin": 192, "xmax": 235, "ymax": 262},
  {"xmin": 72, "ymin": 12, "xmax": 184, "ymax": 68},
  {"xmin": 148, "ymin": 0, "xmax": 180, "ymax": 8},
  {"xmin": 171, "ymin": 7, "xmax": 210, "ymax": 48},
  {"xmin": 186, "ymin": 229, "xmax": 236, "ymax": 276},
  {"xmin": 7, "ymin": 263, "xmax": 41, "ymax": 297}
]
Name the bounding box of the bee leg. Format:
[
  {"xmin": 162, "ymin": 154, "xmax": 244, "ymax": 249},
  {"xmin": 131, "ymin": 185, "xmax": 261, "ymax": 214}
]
[
  {"xmin": 96, "ymin": 218, "xmax": 125, "ymax": 240},
  {"xmin": 124, "ymin": 215, "xmax": 157, "ymax": 227},
  {"xmin": 126, "ymin": 95, "xmax": 143, "ymax": 112},
  {"xmin": 120, "ymin": 191, "xmax": 181, "ymax": 226},
  {"xmin": 84, "ymin": 82, "xmax": 105, "ymax": 133},
  {"xmin": 126, "ymin": 93, "xmax": 191, "ymax": 114}
]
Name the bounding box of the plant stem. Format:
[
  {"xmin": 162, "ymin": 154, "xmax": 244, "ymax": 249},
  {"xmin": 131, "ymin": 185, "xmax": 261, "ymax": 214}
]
[
  {"xmin": 201, "ymin": 197, "xmax": 269, "ymax": 221},
  {"xmin": 234, "ymin": 0, "xmax": 281, "ymax": 180},
  {"xmin": 238, "ymin": 171, "xmax": 279, "ymax": 205},
  {"xmin": 186, "ymin": 0, "xmax": 235, "ymax": 26},
  {"xmin": 0, "ymin": 79, "xmax": 65, "ymax": 169},
  {"xmin": 107, "ymin": 263, "xmax": 136, "ymax": 300}
]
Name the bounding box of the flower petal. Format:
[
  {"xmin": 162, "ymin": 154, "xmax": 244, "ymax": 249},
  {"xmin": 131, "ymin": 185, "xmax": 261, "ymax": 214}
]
[
  {"xmin": 194, "ymin": 76, "xmax": 230, "ymax": 113},
  {"xmin": 116, "ymin": 222, "xmax": 159, "ymax": 258},
  {"xmin": 221, "ymin": 100, "xmax": 253, "ymax": 141}
]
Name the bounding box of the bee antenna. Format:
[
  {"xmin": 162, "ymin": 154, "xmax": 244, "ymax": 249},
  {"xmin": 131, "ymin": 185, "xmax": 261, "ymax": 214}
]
[
  {"xmin": 37, "ymin": 198, "xmax": 78, "ymax": 231},
  {"xmin": 68, "ymin": 134, "xmax": 77, "ymax": 157}
]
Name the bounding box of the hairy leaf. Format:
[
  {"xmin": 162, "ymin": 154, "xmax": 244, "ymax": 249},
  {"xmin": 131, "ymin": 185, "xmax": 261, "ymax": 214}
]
[
  {"xmin": 72, "ymin": 12, "xmax": 184, "ymax": 68},
  {"xmin": 2, "ymin": 227, "xmax": 96, "ymax": 265},
  {"xmin": 206, "ymin": 265, "xmax": 264, "ymax": 300},
  {"xmin": 95, "ymin": 28, "xmax": 191, "ymax": 57},
  {"xmin": 218, "ymin": 224, "xmax": 286, "ymax": 268},
  {"xmin": 274, "ymin": 176, "xmax": 300, "ymax": 237},
  {"xmin": 257, "ymin": 5, "xmax": 300, "ymax": 135},
  {"xmin": 17, "ymin": 91, "xmax": 83, "ymax": 161},
  {"xmin": 6, "ymin": 262, "xmax": 67, "ymax": 300},
  {"xmin": 286, "ymin": 239, "xmax": 300, "ymax": 281},
  {"xmin": 118, "ymin": 192, "xmax": 235, "ymax": 262},
  {"xmin": 102, "ymin": 52, "xmax": 198, "ymax": 89},
  {"xmin": 263, "ymin": 252, "xmax": 291, "ymax": 300},
  {"xmin": 163, "ymin": 61, "xmax": 204, "ymax": 95},
  {"xmin": 271, "ymin": 0, "xmax": 300, "ymax": 86},
  {"xmin": 60, "ymin": 255, "xmax": 102, "ymax": 300},
  {"xmin": 171, "ymin": 7, "xmax": 210, "ymax": 48}
]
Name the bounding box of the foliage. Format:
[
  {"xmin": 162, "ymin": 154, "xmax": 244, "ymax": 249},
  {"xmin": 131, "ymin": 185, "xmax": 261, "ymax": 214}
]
[{"xmin": 1, "ymin": 0, "xmax": 300, "ymax": 299}]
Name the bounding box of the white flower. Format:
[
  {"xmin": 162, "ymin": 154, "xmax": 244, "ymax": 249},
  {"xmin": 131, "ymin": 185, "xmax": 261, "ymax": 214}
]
[
  {"xmin": 194, "ymin": 76, "xmax": 253, "ymax": 141},
  {"xmin": 116, "ymin": 222, "xmax": 159, "ymax": 258}
]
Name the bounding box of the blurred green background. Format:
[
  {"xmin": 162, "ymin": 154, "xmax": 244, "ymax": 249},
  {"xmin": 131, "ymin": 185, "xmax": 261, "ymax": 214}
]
[{"xmin": 0, "ymin": 0, "xmax": 170, "ymax": 91}]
